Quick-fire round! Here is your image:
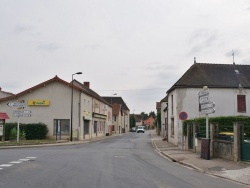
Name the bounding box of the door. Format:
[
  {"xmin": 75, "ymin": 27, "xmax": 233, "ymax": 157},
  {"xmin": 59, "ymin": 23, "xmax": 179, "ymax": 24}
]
[
  {"xmin": 189, "ymin": 124, "xmax": 194, "ymax": 149},
  {"xmin": 241, "ymin": 125, "xmax": 250, "ymax": 161}
]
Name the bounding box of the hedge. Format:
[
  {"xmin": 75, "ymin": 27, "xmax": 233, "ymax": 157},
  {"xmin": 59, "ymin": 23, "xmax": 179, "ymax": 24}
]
[
  {"xmin": 4, "ymin": 122, "xmax": 48, "ymax": 140},
  {"xmin": 182, "ymin": 116, "xmax": 250, "ymax": 137}
]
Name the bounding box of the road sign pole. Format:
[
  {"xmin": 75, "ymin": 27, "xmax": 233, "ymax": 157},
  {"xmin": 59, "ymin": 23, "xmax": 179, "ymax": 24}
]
[
  {"xmin": 17, "ymin": 117, "xmax": 20, "ymax": 143},
  {"xmin": 206, "ymin": 114, "xmax": 209, "ymax": 139}
]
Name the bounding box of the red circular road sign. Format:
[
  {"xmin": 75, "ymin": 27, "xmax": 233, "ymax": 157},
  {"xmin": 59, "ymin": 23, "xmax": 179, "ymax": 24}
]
[{"xmin": 179, "ymin": 111, "xmax": 188, "ymax": 120}]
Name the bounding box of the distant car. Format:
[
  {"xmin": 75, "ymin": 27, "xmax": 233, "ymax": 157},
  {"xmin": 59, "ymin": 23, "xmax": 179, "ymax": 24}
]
[
  {"xmin": 136, "ymin": 126, "xmax": 145, "ymax": 133},
  {"xmin": 131, "ymin": 127, "xmax": 136, "ymax": 132}
]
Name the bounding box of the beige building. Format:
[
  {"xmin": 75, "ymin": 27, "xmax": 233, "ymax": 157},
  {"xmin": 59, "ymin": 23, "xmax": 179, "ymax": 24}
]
[
  {"xmin": 102, "ymin": 97, "xmax": 130, "ymax": 134},
  {"xmin": 0, "ymin": 76, "xmax": 112, "ymax": 140}
]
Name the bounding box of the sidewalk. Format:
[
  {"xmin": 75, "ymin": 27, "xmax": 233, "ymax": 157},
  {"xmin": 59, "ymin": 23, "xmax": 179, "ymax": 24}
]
[{"xmin": 151, "ymin": 132, "xmax": 250, "ymax": 186}]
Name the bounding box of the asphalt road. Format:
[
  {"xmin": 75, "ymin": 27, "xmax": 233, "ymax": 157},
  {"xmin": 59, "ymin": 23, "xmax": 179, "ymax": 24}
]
[{"xmin": 0, "ymin": 132, "xmax": 247, "ymax": 188}]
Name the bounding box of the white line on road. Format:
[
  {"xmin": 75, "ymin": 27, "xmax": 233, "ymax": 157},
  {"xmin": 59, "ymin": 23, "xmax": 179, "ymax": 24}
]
[
  {"xmin": 19, "ymin": 159, "xmax": 30, "ymax": 161},
  {"xmin": 26, "ymin": 157, "xmax": 37, "ymax": 159},
  {"xmin": 9, "ymin": 161, "xmax": 23, "ymax": 164},
  {"xmin": 0, "ymin": 164, "xmax": 13, "ymax": 167}
]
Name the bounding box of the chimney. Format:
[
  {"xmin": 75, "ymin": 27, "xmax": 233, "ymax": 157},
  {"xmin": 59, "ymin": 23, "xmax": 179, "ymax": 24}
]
[
  {"xmin": 84, "ymin": 82, "xmax": 90, "ymax": 88},
  {"xmin": 194, "ymin": 57, "xmax": 196, "ymax": 64}
]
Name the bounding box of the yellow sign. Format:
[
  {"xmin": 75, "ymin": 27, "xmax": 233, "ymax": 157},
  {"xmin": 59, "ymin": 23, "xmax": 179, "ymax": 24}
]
[{"xmin": 28, "ymin": 100, "xmax": 50, "ymax": 106}]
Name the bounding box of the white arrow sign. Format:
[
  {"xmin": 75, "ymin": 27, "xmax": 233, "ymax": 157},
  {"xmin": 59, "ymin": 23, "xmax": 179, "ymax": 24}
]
[
  {"xmin": 13, "ymin": 110, "xmax": 31, "ymax": 114},
  {"xmin": 201, "ymin": 102, "xmax": 215, "ymax": 110},
  {"xmin": 7, "ymin": 102, "xmax": 26, "ymax": 108},
  {"xmin": 13, "ymin": 113, "xmax": 31, "ymax": 117},
  {"xmin": 199, "ymin": 96, "xmax": 209, "ymax": 104},
  {"xmin": 201, "ymin": 108, "xmax": 215, "ymax": 115},
  {"xmin": 198, "ymin": 90, "xmax": 209, "ymax": 97}
]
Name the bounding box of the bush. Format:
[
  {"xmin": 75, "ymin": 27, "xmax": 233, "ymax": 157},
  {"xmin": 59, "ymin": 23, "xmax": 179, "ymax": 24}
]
[
  {"xmin": 183, "ymin": 116, "xmax": 250, "ymax": 138},
  {"xmin": 4, "ymin": 122, "xmax": 48, "ymax": 140}
]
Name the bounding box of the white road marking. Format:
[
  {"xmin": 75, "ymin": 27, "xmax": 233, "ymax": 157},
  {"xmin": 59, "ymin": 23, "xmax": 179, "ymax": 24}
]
[
  {"xmin": 9, "ymin": 161, "xmax": 23, "ymax": 164},
  {"xmin": 26, "ymin": 157, "xmax": 37, "ymax": 159},
  {"xmin": 0, "ymin": 164, "xmax": 13, "ymax": 167},
  {"xmin": 19, "ymin": 159, "xmax": 30, "ymax": 161},
  {"xmin": 0, "ymin": 157, "xmax": 37, "ymax": 171}
]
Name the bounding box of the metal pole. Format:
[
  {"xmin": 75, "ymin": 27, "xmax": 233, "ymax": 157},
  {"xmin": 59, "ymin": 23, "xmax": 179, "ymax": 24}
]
[
  {"xmin": 206, "ymin": 114, "xmax": 209, "ymax": 138},
  {"xmin": 70, "ymin": 74, "xmax": 74, "ymax": 142},
  {"xmin": 70, "ymin": 72, "xmax": 82, "ymax": 142},
  {"xmin": 17, "ymin": 116, "xmax": 20, "ymax": 143}
]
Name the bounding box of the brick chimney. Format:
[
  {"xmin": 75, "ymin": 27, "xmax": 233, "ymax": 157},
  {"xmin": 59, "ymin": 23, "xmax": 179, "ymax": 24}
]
[{"xmin": 84, "ymin": 82, "xmax": 90, "ymax": 88}]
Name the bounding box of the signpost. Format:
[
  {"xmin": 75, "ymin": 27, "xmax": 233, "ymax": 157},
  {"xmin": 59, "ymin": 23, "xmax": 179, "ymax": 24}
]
[
  {"xmin": 7, "ymin": 102, "xmax": 26, "ymax": 108},
  {"xmin": 198, "ymin": 87, "xmax": 215, "ymax": 160},
  {"xmin": 7, "ymin": 100, "xmax": 31, "ymax": 142}
]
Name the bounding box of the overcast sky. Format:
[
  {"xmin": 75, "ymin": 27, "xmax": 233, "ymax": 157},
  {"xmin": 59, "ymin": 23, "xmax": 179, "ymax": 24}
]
[{"xmin": 1, "ymin": 0, "xmax": 250, "ymax": 114}]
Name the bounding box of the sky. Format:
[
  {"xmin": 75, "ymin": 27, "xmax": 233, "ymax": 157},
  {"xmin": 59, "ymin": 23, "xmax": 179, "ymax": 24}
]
[{"xmin": 1, "ymin": 0, "xmax": 250, "ymax": 114}]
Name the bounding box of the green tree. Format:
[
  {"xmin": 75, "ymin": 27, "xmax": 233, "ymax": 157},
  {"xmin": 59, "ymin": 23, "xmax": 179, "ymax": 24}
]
[
  {"xmin": 149, "ymin": 111, "xmax": 156, "ymax": 118},
  {"xmin": 129, "ymin": 114, "xmax": 136, "ymax": 128}
]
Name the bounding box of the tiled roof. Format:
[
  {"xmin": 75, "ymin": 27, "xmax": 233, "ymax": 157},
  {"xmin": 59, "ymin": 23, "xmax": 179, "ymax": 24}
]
[
  {"xmin": 167, "ymin": 63, "xmax": 250, "ymax": 93},
  {"xmin": 102, "ymin": 97, "xmax": 130, "ymax": 111},
  {"xmin": 72, "ymin": 80, "xmax": 111, "ymax": 106},
  {"xmin": 0, "ymin": 76, "xmax": 81, "ymax": 102}
]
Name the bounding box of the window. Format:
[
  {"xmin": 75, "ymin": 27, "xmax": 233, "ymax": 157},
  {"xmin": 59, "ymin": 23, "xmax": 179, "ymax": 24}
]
[
  {"xmin": 53, "ymin": 119, "xmax": 70, "ymax": 135},
  {"xmin": 171, "ymin": 118, "xmax": 174, "ymax": 137},
  {"xmin": 237, "ymin": 95, "xmax": 246, "ymax": 113}
]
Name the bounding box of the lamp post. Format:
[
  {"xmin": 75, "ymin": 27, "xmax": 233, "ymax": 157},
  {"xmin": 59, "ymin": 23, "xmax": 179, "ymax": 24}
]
[{"xmin": 70, "ymin": 72, "xmax": 82, "ymax": 142}]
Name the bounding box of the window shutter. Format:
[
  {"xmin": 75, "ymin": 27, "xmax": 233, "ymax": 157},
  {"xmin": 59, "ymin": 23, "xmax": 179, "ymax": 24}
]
[{"xmin": 237, "ymin": 95, "xmax": 246, "ymax": 113}]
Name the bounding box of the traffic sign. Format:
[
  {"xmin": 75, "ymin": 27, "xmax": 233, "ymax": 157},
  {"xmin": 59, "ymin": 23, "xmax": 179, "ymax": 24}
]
[
  {"xmin": 13, "ymin": 113, "xmax": 31, "ymax": 117},
  {"xmin": 201, "ymin": 108, "xmax": 215, "ymax": 115},
  {"xmin": 201, "ymin": 102, "xmax": 215, "ymax": 110},
  {"xmin": 199, "ymin": 96, "xmax": 209, "ymax": 104},
  {"xmin": 12, "ymin": 110, "xmax": 31, "ymax": 114},
  {"xmin": 179, "ymin": 111, "xmax": 188, "ymax": 120},
  {"xmin": 7, "ymin": 102, "xmax": 26, "ymax": 108},
  {"xmin": 198, "ymin": 90, "xmax": 209, "ymax": 97}
]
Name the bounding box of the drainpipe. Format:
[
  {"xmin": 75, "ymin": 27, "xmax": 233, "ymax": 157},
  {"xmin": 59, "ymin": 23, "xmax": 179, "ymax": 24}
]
[{"xmin": 78, "ymin": 92, "xmax": 81, "ymax": 140}]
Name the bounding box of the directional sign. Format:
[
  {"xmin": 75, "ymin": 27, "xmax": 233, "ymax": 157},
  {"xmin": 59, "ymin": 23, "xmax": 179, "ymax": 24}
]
[
  {"xmin": 7, "ymin": 102, "xmax": 26, "ymax": 108},
  {"xmin": 201, "ymin": 102, "xmax": 215, "ymax": 110},
  {"xmin": 199, "ymin": 96, "xmax": 209, "ymax": 104},
  {"xmin": 198, "ymin": 90, "xmax": 209, "ymax": 97},
  {"xmin": 13, "ymin": 113, "xmax": 31, "ymax": 117},
  {"xmin": 13, "ymin": 110, "xmax": 31, "ymax": 114},
  {"xmin": 201, "ymin": 108, "xmax": 215, "ymax": 115}
]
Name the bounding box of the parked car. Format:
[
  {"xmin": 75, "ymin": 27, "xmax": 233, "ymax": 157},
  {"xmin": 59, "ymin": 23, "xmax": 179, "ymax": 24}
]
[
  {"xmin": 131, "ymin": 127, "xmax": 136, "ymax": 132},
  {"xmin": 136, "ymin": 126, "xmax": 145, "ymax": 133}
]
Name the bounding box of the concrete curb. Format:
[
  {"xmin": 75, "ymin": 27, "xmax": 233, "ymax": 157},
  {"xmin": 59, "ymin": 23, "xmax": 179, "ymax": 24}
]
[{"xmin": 0, "ymin": 134, "xmax": 120, "ymax": 149}]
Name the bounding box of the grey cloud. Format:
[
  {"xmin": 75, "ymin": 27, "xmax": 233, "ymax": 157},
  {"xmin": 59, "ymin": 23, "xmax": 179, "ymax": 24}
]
[
  {"xmin": 37, "ymin": 43, "xmax": 61, "ymax": 52},
  {"xmin": 188, "ymin": 29, "xmax": 219, "ymax": 55},
  {"xmin": 14, "ymin": 25, "xmax": 33, "ymax": 34}
]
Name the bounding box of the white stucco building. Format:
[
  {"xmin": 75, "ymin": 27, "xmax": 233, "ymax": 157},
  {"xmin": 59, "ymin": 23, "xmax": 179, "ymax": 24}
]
[
  {"xmin": 161, "ymin": 62, "xmax": 250, "ymax": 148},
  {"xmin": 0, "ymin": 76, "xmax": 113, "ymax": 140}
]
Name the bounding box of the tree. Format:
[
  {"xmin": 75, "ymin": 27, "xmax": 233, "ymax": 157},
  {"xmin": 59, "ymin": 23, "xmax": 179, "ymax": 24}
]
[
  {"xmin": 129, "ymin": 114, "xmax": 136, "ymax": 128},
  {"xmin": 149, "ymin": 111, "xmax": 156, "ymax": 118}
]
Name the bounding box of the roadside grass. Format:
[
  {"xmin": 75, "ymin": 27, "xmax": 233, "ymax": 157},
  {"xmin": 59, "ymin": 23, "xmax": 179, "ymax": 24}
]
[{"xmin": 0, "ymin": 139, "xmax": 66, "ymax": 146}]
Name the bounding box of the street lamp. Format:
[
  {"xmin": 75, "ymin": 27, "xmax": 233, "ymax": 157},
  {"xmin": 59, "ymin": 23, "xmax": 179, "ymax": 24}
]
[{"xmin": 70, "ymin": 72, "xmax": 82, "ymax": 142}]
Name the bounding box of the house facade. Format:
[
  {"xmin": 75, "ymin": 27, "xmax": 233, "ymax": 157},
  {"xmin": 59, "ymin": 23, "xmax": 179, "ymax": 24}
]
[
  {"xmin": 102, "ymin": 97, "xmax": 130, "ymax": 134},
  {"xmin": 142, "ymin": 116, "xmax": 155, "ymax": 129},
  {"xmin": 162, "ymin": 62, "xmax": 250, "ymax": 148},
  {"xmin": 0, "ymin": 76, "xmax": 113, "ymax": 140}
]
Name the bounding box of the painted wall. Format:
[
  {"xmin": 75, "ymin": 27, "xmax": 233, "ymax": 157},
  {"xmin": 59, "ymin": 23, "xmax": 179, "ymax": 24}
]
[{"xmin": 167, "ymin": 87, "xmax": 250, "ymax": 147}]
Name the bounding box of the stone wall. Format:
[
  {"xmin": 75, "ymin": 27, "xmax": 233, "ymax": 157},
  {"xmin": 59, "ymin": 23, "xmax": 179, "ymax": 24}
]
[{"xmin": 213, "ymin": 140, "xmax": 234, "ymax": 161}]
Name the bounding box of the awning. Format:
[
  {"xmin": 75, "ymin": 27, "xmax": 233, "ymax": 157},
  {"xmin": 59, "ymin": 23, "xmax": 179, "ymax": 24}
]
[{"xmin": 0, "ymin": 113, "xmax": 9, "ymax": 119}]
